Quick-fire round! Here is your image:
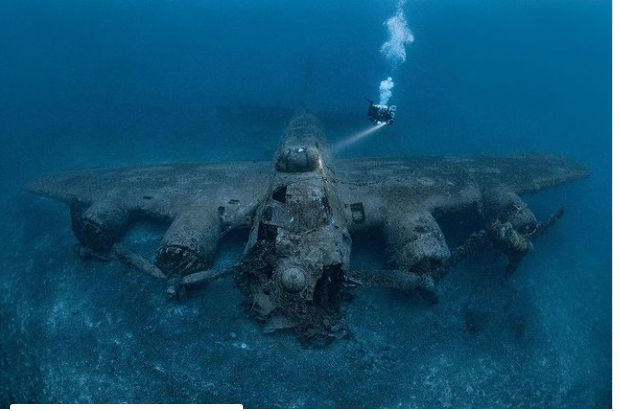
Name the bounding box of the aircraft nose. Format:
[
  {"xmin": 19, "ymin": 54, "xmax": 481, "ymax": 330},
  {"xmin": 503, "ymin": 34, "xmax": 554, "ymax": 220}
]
[{"xmin": 278, "ymin": 266, "xmax": 307, "ymax": 293}]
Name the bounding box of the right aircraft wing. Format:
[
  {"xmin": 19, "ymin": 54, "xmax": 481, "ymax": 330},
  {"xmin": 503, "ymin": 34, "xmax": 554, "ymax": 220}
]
[
  {"xmin": 335, "ymin": 154, "xmax": 588, "ymax": 225},
  {"xmin": 334, "ymin": 155, "xmax": 588, "ymax": 276}
]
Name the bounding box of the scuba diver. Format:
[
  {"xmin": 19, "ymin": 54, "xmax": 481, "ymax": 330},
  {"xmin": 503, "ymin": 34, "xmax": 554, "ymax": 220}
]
[{"xmin": 366, "ymin": 98, "xmax": 396, "ymax": 125}]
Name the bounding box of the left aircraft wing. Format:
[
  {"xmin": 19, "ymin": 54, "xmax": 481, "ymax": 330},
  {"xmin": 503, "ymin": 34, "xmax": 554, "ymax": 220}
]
[
  {"xmin": 27, "ymin": 162, "xmax": 272, "ymax": 279},
  {"xmin": 28, "ymin": 162, "xmax": 272, "ymax": 220}
]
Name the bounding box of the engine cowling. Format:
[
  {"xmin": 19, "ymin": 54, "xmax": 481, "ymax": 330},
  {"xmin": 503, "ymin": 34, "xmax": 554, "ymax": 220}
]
[
  {"xmin": 71, "ymin": 200, "xmax": 130, "ymax": 253},
  {"xmin": 155, "ymin": 208, "xmax": 222, "ymax": 276},
  {"xmin": 480, "ymin": 189, "xmax": 537, "ymax": 234},
  {"xmin": 384, "ymin": 209, "xmax": 450, "ymax": 275}
]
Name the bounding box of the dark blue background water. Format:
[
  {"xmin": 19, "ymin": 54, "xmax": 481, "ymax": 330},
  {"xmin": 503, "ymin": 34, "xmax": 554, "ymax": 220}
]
[{"xmin": 0, "ymin": 0, "xmax": 611, "ymax": 407}]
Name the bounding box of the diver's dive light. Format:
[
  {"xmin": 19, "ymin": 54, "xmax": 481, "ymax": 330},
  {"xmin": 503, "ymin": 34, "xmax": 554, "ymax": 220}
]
[{"xmin": 366, "ymin": 99, "xmax": 396, "ymax": 125}]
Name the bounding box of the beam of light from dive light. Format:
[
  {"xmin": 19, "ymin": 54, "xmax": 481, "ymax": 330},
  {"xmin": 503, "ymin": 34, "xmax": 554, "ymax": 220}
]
[{"xmin": 332, "ymin": 123, "xmax": 386, "ymax": 154}]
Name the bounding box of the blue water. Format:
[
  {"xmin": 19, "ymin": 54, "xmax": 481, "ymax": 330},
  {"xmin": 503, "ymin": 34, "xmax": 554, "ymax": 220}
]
[{"xmin": 0, "ymin": 0, "xmax": 611, "ymax": 407}]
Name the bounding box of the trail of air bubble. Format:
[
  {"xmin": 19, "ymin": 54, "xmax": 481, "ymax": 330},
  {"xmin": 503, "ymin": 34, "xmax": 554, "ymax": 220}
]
[{"xmin": 377, "ymin": 0, "xmax": 414, "ymax": 106}]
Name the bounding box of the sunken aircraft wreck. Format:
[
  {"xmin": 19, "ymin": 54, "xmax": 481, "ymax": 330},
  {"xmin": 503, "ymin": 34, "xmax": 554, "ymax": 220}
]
[{"xmin": 28, "ymin": 112, "xmax": 588, "ymax": 344}]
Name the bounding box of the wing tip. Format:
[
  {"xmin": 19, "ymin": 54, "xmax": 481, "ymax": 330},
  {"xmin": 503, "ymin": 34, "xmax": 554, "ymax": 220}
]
[
  {"xmin": 25, "ymin": 178, "xmax": 48, "ymax": 195},
  {"xmin": 564, "ymin": 158, "xmax": 590, "ymax": 182},
  {"xmin": 25, "ymin": 176, "xmax": 74, "ymax": 202}
]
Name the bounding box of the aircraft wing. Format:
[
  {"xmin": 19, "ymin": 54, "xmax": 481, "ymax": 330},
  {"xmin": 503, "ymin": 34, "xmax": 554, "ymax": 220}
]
[
  {"xmin": 335, "ymin": 154, "xmax": 588, "ymax": 228},
  {"xmin": 27, "ymin": 162, "xmax": 273, "ymax": 222}
]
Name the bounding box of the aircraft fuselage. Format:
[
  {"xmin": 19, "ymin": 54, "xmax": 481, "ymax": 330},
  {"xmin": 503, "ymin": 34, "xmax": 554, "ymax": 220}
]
[{"xmin": 240, "ymin": 113, "xmax": 352, "ymax": 339}]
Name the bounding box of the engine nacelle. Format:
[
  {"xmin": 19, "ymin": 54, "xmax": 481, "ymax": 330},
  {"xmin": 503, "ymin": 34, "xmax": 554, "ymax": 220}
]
[
  {"xmin": 481, "ymin": 189, "xmax": 537, "ymax": 234},
  {"xmin": 155, "ymin": 208, "xmax": 222, "ymax": 276},
  {"xmin": 71, "ymin": 200, "xmax": 130, "ymax": 253},
  {"xmin": 384, "ymin": 210, "xmax": 450, "ymax": 275}
]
